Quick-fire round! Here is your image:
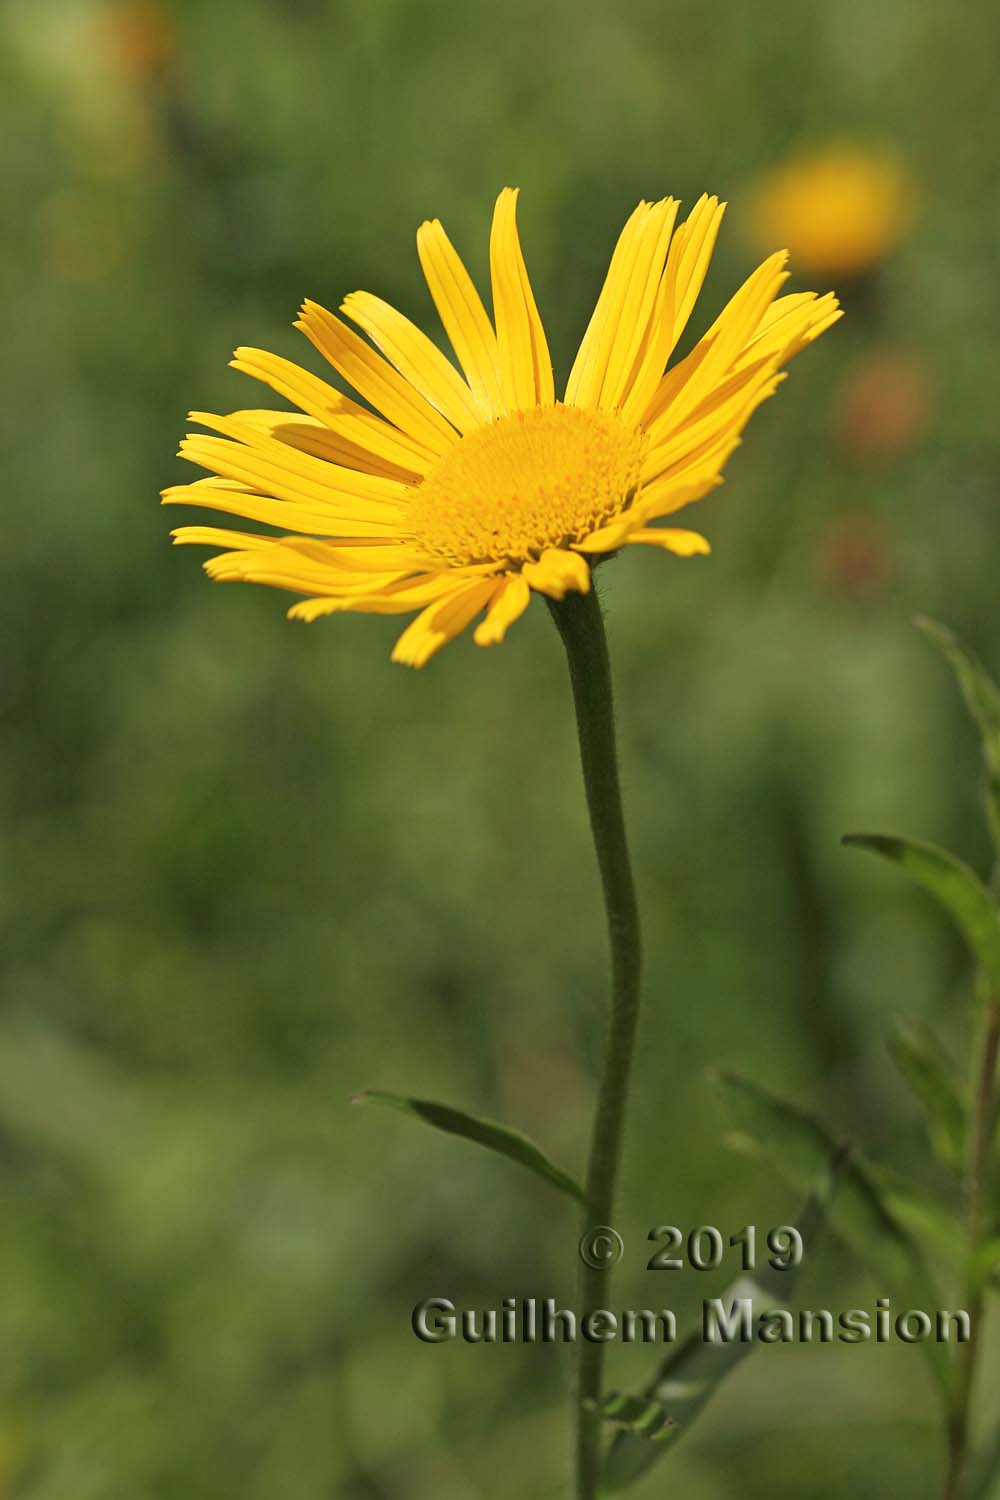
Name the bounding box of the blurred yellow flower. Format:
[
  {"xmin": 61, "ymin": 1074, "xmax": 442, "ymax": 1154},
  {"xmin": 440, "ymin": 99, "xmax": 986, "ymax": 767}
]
[
  {"xmin": 748, "ymin": 145, "xmax": 913, "ymax": 279},
  {"xmin": 164, "ymin": 190, "xmax": 840, "ymax": 665}
]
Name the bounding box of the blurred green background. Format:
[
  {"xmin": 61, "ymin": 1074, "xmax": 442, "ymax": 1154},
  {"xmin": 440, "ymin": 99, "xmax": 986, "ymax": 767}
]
[{"xmin": 3, "ymin": 0, "xmax": 1000, "ymax": 1495}]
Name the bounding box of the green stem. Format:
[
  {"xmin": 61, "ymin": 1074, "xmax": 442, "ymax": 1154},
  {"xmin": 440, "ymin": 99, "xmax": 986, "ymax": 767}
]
[
  {"xmin": 547, "ymin": 586, "xmax": 643, "ymax": 1500},
  {"xmin": 942, "ymin": 992, "xmax": 1000, "ymax": 1500}
]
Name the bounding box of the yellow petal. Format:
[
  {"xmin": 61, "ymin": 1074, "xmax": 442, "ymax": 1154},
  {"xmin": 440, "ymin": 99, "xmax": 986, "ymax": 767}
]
[
  {"xmin": 391, "ymin": 578, "xmax": 499, "ymax": 666},
  {"xmin": 163, "ymin": 472, "xmax": 403, "ymax": 539},
  {"xmin": 172, "ymin": 527, "xmax": 421, "ymax": 578},
  {"xmin": 619, "ymin": 264, "xmax": 677, "ymax": 427},
  {"xmin": 183, "ymin": 413, "xmax": 412, "ymax": 508},
  {"xmin": 202, "ymin": 540, "xmax": 414, "ymax": 594},
  {"xmin": 226, "ymin": 408, "xmax": 423, "ymax": 484},
  {"xmin": 621, "ymin": 194, "xmax": 724, "ymax": 423},
  {"xmin": 230, "ymin": 346, "xmax": 435, "ymax": 474},
  {"xmin": 489, "ymin": 187, "xmax": 555, "ymax": 411},
  {"xmin": 290, "ymin": 573, "xmax": 460, "ymax": 622},
  {"xmin": 598, "ymin": 197, "xmax": 678, "ymax": 411},
  {"xmin": 644, "ymin": 361, "xmax": 784, "ymax": 478},
  {"xmin": 340, "ymin": 290, "xmax": 483, "ymax": 435},
  {"xmin": 565, "ymin": 202, "xmax": 647, "ymax": 408},
  {"xmin": 296, "ymin": 300, "xmax": 460, "ymax": 455},
  {"xmin": 625, "ymin": 527, "xmax": 711, "ymax": 556},
  {"xmin": 171, "ymin": 524, "xmax": 282, "ymax": 550},
  {"xmin": 642, "ymin": 252, "xmax": 789, "ymax": 434},
  {"xmin": 636, "ymin": 461, "xmax": 729, "ymax": 521},
  {"xmin": 473, "ymin": 572, "xmax": 531, "ymax": 646},
  {"xmin": 572, "ymin": 518, "xmax": 637, "ymax": 553},
  {"xmin": 737, "ymin": 289, "xmax": 843, "ymax": 368},
  {"xmin": 566, "ymin": 200, "xmax": 679, "ymax": 412},
  {"xmin": 416, "ymin": 218, "xmax": 505, "ymax": 417},
  {"xmin": 206, "ymin": 560, "xmax": 404, "ymax": 593},
  {"xmin": 667, "ymin": 195, "xmax": 727, "ymax": 355},
  {"xmin": 185, "ymin": 475, "xmax": 257, "ymax": 493},
  {"xmin": 521, "ymin": 547, "xmax": 591, "ymax": 599}
]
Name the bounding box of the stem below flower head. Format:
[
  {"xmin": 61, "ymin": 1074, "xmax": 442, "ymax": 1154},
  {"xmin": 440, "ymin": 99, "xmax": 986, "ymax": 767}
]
[
  {"xmin": 547, "ymin": 586, "xmax": 643, "ymax": 1500},
  {"xmin": 942, "ymin": 992, "xmax": 1000, "ymax": 1500}
]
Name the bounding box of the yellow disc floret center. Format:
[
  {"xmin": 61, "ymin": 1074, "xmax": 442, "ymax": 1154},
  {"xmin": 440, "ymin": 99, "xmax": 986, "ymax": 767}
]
[{"xmin": 406, "ymin": 403, "xmax": 647, "ymax": 568}]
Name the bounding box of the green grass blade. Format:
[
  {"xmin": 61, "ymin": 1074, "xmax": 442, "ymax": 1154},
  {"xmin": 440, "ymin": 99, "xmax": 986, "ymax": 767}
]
[
  {"xmin": 353, "ymin": 1089, "xmax": 585, "ymax": 1203},
  {"xmin": 842, "ymin": 832, "xmax": 1000, "ymax": 993},
  {"xmin": 601, "ymin": 1154, "xmax": 842, "ymax": 1492},
  {"xmin": 888, "ymin": 1015, "xmax": 967, "ymax": 1172}
]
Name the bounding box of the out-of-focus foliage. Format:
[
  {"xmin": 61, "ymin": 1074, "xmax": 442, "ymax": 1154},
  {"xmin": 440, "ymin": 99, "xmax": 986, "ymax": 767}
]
[{"xmin": 2, "ymin": 0, "xmax": 1000, "ymax": 1495}]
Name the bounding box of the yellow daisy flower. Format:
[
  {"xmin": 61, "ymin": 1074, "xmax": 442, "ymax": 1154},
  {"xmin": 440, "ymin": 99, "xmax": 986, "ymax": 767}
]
[
  {"xmin": 164, "ymin": 189, "xmax": 841, "ymax": 666},
  {"xmin": 748, "ymin": 145, "xmax": 913, "ymax": 279}
]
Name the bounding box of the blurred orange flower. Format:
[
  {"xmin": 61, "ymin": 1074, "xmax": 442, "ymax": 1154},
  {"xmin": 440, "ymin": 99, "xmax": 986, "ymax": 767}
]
[
  {"xmin": 748, "ymin": 144, "xmax": 913, "ymax": 278},
  {"xmin": 835, "ymin": 348, "xmax": 933, "ymax": 464},
  {"xmin": 102, "ymin": 1, "xmax": 175, "ymax": 79}
]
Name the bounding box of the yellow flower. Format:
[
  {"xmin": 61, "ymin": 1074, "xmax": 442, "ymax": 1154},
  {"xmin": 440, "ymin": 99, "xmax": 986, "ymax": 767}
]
[
  {"xmin": 164, "ymin": 189, "xmax": 840, "ymax": 666},
  {"xmin": 748, "ymin": 145, "xmax": 913, "ymax": 279}
]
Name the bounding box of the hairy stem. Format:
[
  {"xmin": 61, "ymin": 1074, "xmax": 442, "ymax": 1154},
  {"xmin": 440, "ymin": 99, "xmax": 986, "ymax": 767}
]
[
  {"xmin": 942, "ymin": 992, "xmax": 1000, "ymax": 1500},
  {"xmin": 547, "ymin": 587, "xmax": 643, "ymax": 1500}
]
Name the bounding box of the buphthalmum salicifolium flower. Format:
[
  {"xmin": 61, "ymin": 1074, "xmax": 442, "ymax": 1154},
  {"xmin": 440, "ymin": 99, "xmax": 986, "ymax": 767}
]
[
  {"xmin": 164, "ymin": 189, "xmax": 841, "ymax": 666},
  {"xmin": 748, "ymin": 145, "xmax": 913, "ymax": 278}
]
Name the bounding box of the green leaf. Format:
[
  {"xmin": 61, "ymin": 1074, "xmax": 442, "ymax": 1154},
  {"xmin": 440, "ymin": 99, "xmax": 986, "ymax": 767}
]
[
  {"xmin": 587, "ymin": 1391, "xmax": 676, "ymax": 1442},
  {"xmin": 969, "ymin": 1425, "xmax": 1000, "ymax": 1500},
  {"xmin": 915, "ymin": 616, "xmax": 1000, "ymax": 859},
  {"xmin": 967, "ymin": 1236, "xmax": 1000, "ymax": 1298},
  {"xmin": 602, "ymin": 1153, "xmax": 842, "ymax": 1493},
  {"xmin": 353, "ymin": 1089, "xmax": 585, "ymax": 1203},
  {"xmin": 711, "ymin": 1070, "xmax": 951, "ymax": 1402},
  {"xmin": 888, "ymin": 1015, "xmax": 967, "ymax": 1172},
  {"xmin": 867, "ymin": 1165, "xmax": 965, "ymax": 1270},
  {"xmin": 842, "ymin": 833, "xmax": 1000, "ymax": 994}
]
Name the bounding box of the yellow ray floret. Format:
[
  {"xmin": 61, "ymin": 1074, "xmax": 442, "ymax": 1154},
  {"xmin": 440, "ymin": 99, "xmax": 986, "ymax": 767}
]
[{"xmin": 164, "ymin": 187, "xmax": 840, "ymax": 665}]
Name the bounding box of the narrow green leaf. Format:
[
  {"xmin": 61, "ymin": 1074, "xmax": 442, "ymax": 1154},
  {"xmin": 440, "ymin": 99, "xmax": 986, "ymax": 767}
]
[
  {"xmin": 353, "ymin": 1089, "xmax": 585, "ymax": 1203},
  {"xmin": 867, "ymin": 1165, "xmax": 965, "ymax": 1271},
  {"xmin": 842, "ymin": 832, "xmax": 1000, "ymax": 994},
  {"xmin": 711, "ymin": 1070, "xmax": 951, "ymax": 1401},
  {"xmin": 915, "ymin": 616, "xmax": 1000, "ymax": 860},
  {"xmin": 587, "ymin": 1391, "xmax": 676, "ymax": 1441},
  {"xmin": 915, "ymin": 617, "xmax": 1000, "ymax": 773},
  {"xmin": 602, "ymin": 1154, "xmax": 841, "ymax": 1493},
  {"xmin": 888, "ymin": 1015, "xmax": 967, "ymax": 1172},
  {"xmin": 969, "ymin": 1425, "xmax": 1000, "ymax": 1500},
  {"xmin": 727, "ymin": 1123, "xmax": 966, "ymax": 1277},
  {"xmin": 967, "ymin": 1236, "xmax": 1000, "ymax": 1299}
]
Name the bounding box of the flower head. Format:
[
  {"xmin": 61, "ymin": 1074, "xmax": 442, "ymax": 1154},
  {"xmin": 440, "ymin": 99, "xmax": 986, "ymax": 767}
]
[
  {"xmin": 835, "ymin": 347, "xmax": 933, "ymax": 464},
  {"xmin": 165, "ymin": 189, "xmax": 840, "ymax": 665},
  {"xmin": 748, "ymin": 145, "xmax": 912, "ymax": 279}
]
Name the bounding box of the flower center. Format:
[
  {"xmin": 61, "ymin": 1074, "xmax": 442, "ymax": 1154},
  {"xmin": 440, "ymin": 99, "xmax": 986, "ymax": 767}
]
[{"xmin": 406, "ymin": 403, "xmax": 647, "ymax": 567}]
